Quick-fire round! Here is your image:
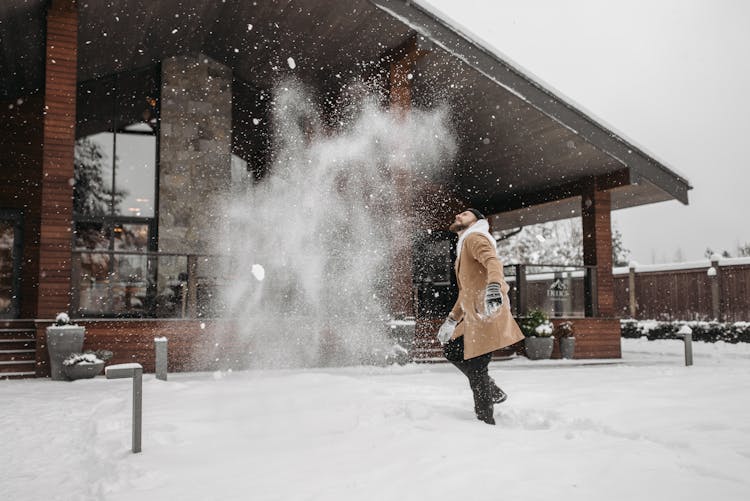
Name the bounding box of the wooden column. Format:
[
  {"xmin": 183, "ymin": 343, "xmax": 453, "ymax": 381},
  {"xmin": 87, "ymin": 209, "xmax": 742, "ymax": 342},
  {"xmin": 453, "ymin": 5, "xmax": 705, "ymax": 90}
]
[
  {"xmin": 581, "ymin": 180, "xmax": 615, "ymax": 317},
  {"xmin": 387, "ymin": 42, "xmax": 422, "ymax": 318},
  {"xmin": 38, "ymin": 0, "xmax": 78, "ymax": 318}
]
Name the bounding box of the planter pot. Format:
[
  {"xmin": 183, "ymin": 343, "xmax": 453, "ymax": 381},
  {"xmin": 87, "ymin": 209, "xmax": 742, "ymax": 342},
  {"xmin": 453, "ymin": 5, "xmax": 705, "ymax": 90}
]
[
  {"xmin": 524, "ymin": 336, "xmax": 554, "ymax": 360},
  {"xmin": 560, "ymin": 337, "xmax": 576, "ymax": 359},
  {"xmin": 63, "ymin": 361, "xmax": 105, "ymax": 380},
  {"xmin": 46, "ymin": 325, "xmax": 85, "ymax": 380}
]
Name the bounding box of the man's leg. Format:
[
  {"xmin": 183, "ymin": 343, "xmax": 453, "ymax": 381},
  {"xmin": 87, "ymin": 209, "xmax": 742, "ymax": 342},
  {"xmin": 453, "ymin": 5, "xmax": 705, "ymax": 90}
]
[
  {"xmin": 444, "ymin": 337, "xmax": 497, "ymax": 424},
  {"xmin": 463, "ymin": 353, "xmax": 495, "ymax": 424}
]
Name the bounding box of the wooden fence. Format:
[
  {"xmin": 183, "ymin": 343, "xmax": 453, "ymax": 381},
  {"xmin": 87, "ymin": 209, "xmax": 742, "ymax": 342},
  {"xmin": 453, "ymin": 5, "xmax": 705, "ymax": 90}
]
[{"xmin": 613, "ymin": 257, "xmax": 750, "ymax": 322}]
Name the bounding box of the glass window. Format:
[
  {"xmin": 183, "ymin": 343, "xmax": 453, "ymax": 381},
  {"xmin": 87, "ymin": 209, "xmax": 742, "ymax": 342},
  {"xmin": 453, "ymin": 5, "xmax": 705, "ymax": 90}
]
[
  {"xmin": 73, "ymin": 66, "xmax": 159, "ymax": 317},
  {"xmin": 72, "ymin": 220, "xmax": 155, "ymax": 317},
  {"xmin": 75, "ymin": 67, "xmax": 158, "ymax": 218},
  {"xmin": 0, "ymin": 210, "xmax": 22, "ymax": 318}
]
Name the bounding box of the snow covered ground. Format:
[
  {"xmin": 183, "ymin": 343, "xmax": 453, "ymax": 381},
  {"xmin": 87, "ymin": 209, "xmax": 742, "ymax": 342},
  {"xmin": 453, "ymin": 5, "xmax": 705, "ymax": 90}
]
[{"xmin": 3, "ymin": 338, "xmax": 750, "ymax": 501}]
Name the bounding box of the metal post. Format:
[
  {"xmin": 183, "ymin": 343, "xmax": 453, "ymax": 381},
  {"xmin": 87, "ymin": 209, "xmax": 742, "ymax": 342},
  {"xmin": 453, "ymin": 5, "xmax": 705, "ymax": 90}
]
[
  {"xmin": 677, "ymin": 325, "xmax": 693, "ymax": 366},
  {"xmin": 516, "ymin": 264, "xmax": 528, "ymax": 316},
  {"xmin": 709, "ymin": 255, "xmax": 721, "ymax": 321},
  {"xmin": 106, "ymin": 363, "xmax": 144, "ymax": 453},
  {"xmin": 187, "ymin": 254, "xmax": 198, "ymax": 318},
  {"xmin": 132, "ymin": 368, "xmax": 142, "ymax": 453},
  {"xmin": 628, "ymin": 262, "xmax": 637, "ymax": 318},
  {"xmin": 155, "ymin": 337, "xmax": 168, "ymax": 381}
]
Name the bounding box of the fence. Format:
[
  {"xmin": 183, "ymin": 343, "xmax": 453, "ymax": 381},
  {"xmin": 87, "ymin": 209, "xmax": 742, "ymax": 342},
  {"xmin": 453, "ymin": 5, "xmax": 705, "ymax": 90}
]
[{"xmin": 613, "ymin": 257, "xmax": 750, "ymax": 322}]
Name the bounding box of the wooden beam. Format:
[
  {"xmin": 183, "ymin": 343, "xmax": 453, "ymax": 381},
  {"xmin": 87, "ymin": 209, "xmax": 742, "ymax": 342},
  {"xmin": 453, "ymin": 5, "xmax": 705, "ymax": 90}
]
[
  {"xmin": 386, "ymin": 38, "xmax": 426, "ymax": 318},
  {"xmin": 38, "ymin": 0, "xmax": 77, "ymax": 318},
  {"xmin": 488, "ymin": 168, "xmax": 630, "ymax": 214},
  {"xmin": 581, "ymin": 179, "xmax": 615, "ymax": 317}
]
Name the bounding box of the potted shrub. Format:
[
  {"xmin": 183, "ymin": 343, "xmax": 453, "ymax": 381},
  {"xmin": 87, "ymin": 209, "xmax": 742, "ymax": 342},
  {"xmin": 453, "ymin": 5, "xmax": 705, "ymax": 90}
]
[
  {"xmin": 520, "ymin": 309, "xmax": 554, "ymax": 360},
  {"xmin": 46, "ymin": 313, "xmax": 86, "ymax": 380},
  {"xmin": 554, "ymin": 321, "xmax": 576, "ymax": 359},
  {"xmin": 62, "ymin": 350, "xmax": 113, "ymax": 380}
]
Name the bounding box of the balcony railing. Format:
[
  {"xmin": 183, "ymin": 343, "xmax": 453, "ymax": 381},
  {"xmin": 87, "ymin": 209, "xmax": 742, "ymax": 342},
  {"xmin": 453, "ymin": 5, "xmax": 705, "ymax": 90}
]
[
  {"xmin": 71, "ymin": 250, "xmax": 600, "ymax": 320},
  {"xmin": 71, "ymin": 250, "xmax": 231, "ymax": 318},
  {"xmin": 504, "ymin": 264, "xmax": 598, "ymax": 318}
]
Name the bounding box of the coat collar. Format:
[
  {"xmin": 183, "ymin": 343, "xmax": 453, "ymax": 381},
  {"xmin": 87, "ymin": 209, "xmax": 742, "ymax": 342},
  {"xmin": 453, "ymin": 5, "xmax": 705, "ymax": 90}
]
[{"xmin": 455, "ymin": 219, "xmax": 496, "ymax": 267}]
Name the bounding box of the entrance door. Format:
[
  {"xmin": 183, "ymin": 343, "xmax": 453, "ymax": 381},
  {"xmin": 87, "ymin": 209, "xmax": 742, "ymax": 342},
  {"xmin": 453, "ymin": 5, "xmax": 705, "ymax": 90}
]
[{"xmin": 0, "ymin": 210, "xmax": 22, "ymax": 318}]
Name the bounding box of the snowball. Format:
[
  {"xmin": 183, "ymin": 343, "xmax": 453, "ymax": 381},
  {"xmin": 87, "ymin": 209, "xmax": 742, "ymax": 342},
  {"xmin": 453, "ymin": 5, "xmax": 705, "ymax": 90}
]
[
  {"xmin": 251, "ymin": 264, "xmax": 265, "ymax": 281},
  {"xmin": 287, "ymin": 57, "xmax": 296, "ymax": 69}
]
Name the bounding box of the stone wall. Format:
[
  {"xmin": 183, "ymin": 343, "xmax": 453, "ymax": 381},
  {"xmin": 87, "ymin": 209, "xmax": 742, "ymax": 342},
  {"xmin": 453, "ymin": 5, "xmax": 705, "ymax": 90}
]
[{"xmin": 159, "ymin": 53, "xmax": 232, "ymax": 255}]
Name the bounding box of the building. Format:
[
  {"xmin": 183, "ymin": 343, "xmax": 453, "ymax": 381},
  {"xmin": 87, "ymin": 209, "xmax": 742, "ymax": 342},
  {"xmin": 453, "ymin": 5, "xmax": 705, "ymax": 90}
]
[{"xmin": 0, "ymin": 0, "xmax": 691, "ymax": 377}]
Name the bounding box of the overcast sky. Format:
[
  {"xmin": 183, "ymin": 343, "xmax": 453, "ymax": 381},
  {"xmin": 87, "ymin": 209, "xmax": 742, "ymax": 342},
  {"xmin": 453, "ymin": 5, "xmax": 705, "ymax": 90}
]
[{"xmin": 424, "ymin": 0, "xmax": 750, "ymax": 263}]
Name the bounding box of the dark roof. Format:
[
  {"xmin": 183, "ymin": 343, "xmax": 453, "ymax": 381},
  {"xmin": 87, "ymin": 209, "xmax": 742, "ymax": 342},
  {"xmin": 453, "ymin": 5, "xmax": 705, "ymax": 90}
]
[
  {"xmin": 370, "ymin": 0, "xmax": 691, "ymax": 228},
  {"xmin": 0, "ymin": 0, "xmax": 690, "ymax": 228}
]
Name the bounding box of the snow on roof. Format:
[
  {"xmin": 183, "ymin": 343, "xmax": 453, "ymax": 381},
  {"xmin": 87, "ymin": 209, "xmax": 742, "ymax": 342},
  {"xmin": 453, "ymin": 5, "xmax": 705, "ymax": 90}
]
[
  {"xmin": 613, "ymin": 256, "xmax": 750, "ymax": 275},
  {"xmin": 400, "ymin": 0, "xmax": 691, "ymax": 183}
]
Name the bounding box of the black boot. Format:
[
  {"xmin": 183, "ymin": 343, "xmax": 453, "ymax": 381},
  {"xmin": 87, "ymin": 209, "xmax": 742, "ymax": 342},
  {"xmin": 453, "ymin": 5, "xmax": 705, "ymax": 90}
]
[{"xmin": 471, "ymin": 374, "xmax": 495, "ymax": 425}]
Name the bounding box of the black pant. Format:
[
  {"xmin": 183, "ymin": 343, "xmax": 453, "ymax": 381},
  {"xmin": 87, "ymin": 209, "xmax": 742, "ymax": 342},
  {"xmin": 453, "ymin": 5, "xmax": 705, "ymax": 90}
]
[{"xmin": 443, "ymin": 336, "xmax": 494, "ymax": 421}]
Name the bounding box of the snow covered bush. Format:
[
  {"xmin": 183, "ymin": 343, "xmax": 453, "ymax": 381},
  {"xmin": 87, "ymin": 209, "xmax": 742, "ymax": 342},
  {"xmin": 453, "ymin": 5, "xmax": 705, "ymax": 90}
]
[
  {"xmin": 54, "ymin": 312, "xmax": 73, "ymax": 326},
  {"xmin": 62, "ymin": 350, "xmax": 113, "ymax": 366},
  {"xmin": 63, "ymin": 353, "xmax": 102, "ymax": 366},
  {"xmin": 621, "ymin": 319, "xmax": 750, "ymax": 343},
  {"xmin": 520, "ymin": 309, "xmax": 553, "ymax": 337},
  {"xmin": 553, "ymin": 320, "xmax": 575, "ymax": 339}
]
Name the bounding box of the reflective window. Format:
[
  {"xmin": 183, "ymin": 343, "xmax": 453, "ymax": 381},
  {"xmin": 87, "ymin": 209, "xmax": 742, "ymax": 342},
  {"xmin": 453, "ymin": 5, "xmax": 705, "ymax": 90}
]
[
  {"xmin": 73, "ymin": 66, "xmax": 159, "ymax": 317},
  {"xmin": 0, "ymin": 211, "xmax": 22, "ymax": 318},
  {"xmin": 75, "ymin": 67, "xmax": 158, "ymax": 218}
]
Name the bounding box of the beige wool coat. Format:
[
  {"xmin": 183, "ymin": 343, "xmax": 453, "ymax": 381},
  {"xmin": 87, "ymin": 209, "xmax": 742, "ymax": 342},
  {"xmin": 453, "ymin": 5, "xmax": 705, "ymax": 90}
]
[{"xmin": 449, "ymin": 233, "xmax": 525, "ymax": 360}]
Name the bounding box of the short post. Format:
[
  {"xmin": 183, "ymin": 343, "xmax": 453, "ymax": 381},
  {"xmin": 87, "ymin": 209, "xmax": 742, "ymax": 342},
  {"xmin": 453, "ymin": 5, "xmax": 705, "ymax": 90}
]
[
  {"xmin": 628, "ymin": 261, "xmax": 638, "ymax": 318},
  {"xmin": 105, "ymin": 363, "xmax": 144, "ymax": 453},
  {"xmin": 677, "ymin": 325, "xmax": 693, "ymax": 366},
  {"xmin": 709, "ymin": 254, "xmax": 721, "ymax": 321},
  {"xmin": 154, "ymin": 337, "xmax": 168, "ymax": 381}
]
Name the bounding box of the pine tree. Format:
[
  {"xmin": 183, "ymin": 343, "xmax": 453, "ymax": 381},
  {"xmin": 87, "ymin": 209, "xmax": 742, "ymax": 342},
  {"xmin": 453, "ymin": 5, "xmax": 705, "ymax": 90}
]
[{"xmin": 73, "ymin": 138, "xmax": 127, "ymax": 217}]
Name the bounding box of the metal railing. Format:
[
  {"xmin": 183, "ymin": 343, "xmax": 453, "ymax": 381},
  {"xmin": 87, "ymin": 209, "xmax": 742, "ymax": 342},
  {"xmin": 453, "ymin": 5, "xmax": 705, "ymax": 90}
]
[
  {"xmin": 71, "ymin": 250, "xmax": 231, "ymax": 318},
  {"xmin": 71, "ymin": 250, "xmax": 601, "ymax": 320},
  {"xmin": 504, "ymin": 264, "xmax": 598, "ymax": 318}
]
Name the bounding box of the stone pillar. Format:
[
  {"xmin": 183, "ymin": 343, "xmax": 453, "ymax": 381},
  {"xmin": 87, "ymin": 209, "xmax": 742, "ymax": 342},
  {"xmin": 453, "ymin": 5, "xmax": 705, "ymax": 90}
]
[
  {"xmin": 37, "ymin": 0, "xmax": 78, "ymax": 318},
  {"xmin": 158, "ymin": 54, "xmax": 232, "ymax": 312},
  {"xmin": 581, "ymin": 181, "xmax": 615, "ymax": 317}
]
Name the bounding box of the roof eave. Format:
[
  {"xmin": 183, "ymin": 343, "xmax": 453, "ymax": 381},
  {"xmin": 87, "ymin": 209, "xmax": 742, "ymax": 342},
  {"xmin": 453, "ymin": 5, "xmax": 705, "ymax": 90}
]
[{"xmin": 369, "ymin": 0, "xmax": 691, "ymax": 205}]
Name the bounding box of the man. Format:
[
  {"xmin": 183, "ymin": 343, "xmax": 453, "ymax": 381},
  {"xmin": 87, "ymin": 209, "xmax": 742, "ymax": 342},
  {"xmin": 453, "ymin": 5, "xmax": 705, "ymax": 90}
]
[{"xmin": 437, "ymin": 209, "xmax": 524, "ymax": 425}]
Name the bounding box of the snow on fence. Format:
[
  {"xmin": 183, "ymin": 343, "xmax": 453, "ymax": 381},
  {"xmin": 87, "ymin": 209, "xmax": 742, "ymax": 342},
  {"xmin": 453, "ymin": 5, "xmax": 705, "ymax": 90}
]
[{"xmin": 613, "ymin": 256, "xmax": 750, "ymax": 322}]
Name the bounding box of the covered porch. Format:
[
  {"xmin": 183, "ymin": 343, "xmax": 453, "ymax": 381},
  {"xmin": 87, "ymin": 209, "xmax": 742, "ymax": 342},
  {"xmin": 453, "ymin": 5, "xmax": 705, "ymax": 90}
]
[{"xmin": 0, "ymin": 0, "xmax": 690, "ymax": 376}]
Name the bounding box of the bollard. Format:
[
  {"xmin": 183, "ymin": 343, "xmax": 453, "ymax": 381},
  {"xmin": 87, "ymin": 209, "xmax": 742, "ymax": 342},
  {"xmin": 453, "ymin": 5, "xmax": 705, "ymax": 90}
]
[
  {"xmin": 154, "ymin": 337, "xmax": 168, "ymax": 381},
  {"xmin": 677, "ymin": 325, "xmax": 693, "ymax": 366},
  {"xmin": 105, "ymin": 363, "xmax": 143, "ymax": 453}
]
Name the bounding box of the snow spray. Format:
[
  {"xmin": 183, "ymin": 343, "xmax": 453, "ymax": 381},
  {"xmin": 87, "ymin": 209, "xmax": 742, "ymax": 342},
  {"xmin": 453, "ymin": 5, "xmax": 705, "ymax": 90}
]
[{"xmin": 217, "ymin": 79, "xmax": 456, "ymax": 368}]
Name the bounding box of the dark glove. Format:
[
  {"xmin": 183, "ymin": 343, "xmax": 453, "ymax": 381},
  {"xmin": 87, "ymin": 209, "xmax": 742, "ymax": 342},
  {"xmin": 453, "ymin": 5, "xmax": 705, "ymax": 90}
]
[{"xmin": 485, "ymin": 283, "xmax": 503, "ymax": 316}]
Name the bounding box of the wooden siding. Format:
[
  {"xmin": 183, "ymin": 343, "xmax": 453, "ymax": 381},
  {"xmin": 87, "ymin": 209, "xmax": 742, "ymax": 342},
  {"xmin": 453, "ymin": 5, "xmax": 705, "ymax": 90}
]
[
  {"xmin": 582, "ymin": 183, "xmax": 614, "ymax": 316},
  {"xmin": 415, "ymin": 316, "xmax": 621, "ymax": 360},
  {"xmin": 38, "ymin": 0, "xmax": 77, "ymax": 318},
  {"xmin": 35, "ymin": 319, "xmax": 249, "ymax": 376}
]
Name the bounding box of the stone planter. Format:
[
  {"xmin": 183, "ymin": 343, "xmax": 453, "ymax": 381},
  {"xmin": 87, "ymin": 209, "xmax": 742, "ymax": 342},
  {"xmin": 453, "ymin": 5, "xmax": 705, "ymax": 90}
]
[
  {"xmin": 524, "ymin": 336, "xmax": 554, "ymax": 360},
  {"xmin": 46, "ymin": 325, "xmax": 85, "ymax": 380},
  {"xmin": 560, "ymin": 337, "xmax": 576, "ymax": 359},
  {"xmin": 63, "ymin": 361, "xmax": 105, "ymax": 380}
]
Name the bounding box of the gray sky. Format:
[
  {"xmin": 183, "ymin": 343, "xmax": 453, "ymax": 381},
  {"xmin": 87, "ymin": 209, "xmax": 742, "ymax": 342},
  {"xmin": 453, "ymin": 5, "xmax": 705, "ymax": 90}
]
[{"xmin": 425, "ymin": 0, "xmax": 750, "ymax": 263}]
